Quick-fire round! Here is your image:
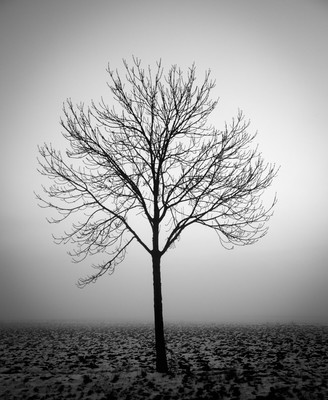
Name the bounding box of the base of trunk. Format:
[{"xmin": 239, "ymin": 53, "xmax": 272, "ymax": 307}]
[{"xmin": 152, "ymin": 253, "xmax": 168, "ymax": 373}]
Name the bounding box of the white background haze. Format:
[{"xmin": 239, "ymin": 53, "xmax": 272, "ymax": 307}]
[{"xmin": 0, "ymin": 0, "xmax": 327, "ymax": 324}]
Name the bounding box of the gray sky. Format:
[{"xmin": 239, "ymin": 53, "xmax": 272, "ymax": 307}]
[{"xmin": 1, "ymin": 0, "xmax": 327, "ymax": 324}]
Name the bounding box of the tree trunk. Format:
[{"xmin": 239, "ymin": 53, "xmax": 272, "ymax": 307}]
[{"xmin": 152, "ymin": 252, "xmax": 168, "ymax": 373}]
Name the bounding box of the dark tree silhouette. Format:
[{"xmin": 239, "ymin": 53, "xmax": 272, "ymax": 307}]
[{"xmin": 36, "ymin": 58, "xmax": 278, "ymax": 373}]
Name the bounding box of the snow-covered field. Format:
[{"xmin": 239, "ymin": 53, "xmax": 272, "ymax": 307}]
[{"xmin": 0, "ymin": 322, "xmax": 327, "ymax": 399}]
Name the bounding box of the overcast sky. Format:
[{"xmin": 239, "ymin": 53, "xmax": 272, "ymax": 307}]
[{"xmin": 1, "ymin": 0, "xmax": 327, "ymax": 324}]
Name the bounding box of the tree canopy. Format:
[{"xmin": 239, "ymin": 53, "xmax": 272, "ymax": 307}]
[{"xmin": 37, "ymin": 58, "xmax": 277, "ymax": 288}]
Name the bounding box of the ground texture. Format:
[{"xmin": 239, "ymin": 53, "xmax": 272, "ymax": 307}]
[{"xmin": 0, "ymin": 322, "xmax": 327, "ymax": 399}]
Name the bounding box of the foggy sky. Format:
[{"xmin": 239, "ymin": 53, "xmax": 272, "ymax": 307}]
[{"xmin": 0, "ymin": 0, "xmax": 327, "ymax": 324}]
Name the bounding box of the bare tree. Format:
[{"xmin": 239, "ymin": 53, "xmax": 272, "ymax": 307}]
[{"xmin": 36, "ymin": 57, "xmax": 278, "ymax": 373}]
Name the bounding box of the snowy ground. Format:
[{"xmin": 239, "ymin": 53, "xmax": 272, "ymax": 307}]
[{"xmin": 0, "ymin": 321, "xmax": 327, "ymax": 399}]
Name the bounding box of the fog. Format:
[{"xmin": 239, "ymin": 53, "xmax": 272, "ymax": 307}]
[{"xmin": 1, "ymin": 0, "xmax": 327, "ymax": 325}]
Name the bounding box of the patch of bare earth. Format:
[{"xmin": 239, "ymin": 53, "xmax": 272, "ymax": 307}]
[{"xmin": 0, "ymin": 322, "xmax": 327, "ymax": 399}]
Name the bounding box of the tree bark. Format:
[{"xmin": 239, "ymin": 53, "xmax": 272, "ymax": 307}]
[{"xmin": 152, "ymin": 251, "xmax": 168, "ymax": 373}]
